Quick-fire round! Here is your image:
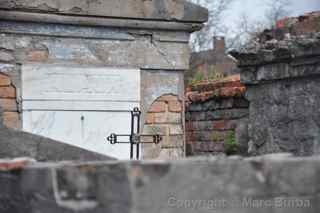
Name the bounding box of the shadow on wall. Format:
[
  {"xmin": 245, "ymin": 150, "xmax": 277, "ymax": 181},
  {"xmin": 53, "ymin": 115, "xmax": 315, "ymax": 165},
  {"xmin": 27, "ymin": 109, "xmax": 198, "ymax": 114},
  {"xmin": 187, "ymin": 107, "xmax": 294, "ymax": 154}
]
[{"xmin": 142, "ymin": 94, "xmax": 185, "ymax": 160}]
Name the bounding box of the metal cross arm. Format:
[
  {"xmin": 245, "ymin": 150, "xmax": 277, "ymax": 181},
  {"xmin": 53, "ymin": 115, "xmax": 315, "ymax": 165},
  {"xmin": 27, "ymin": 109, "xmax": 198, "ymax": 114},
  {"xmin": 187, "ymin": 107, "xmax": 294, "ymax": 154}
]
[
  {"xmin": 106, "ymin": 107, "xmax": 163, "ymax": 159},
  {"xmin": 107, "ymin": 134, "xmax": 162, "ymax": 145}
]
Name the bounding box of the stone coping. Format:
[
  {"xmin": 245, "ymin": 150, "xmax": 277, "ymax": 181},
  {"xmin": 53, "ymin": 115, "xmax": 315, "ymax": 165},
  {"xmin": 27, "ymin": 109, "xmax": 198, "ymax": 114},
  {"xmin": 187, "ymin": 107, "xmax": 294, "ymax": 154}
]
[
  {"xmin": 230, "ymin": 33, "xmax": 320, "ymax": 67},
  {"xmin": 0, "ymin": 154, "xmax": 319, "ymax": 212},
  {"xmin": 0, "ymin": 153, "xmax": 312, "ymax": 170},
  {"xmin": 186, "ymin": 74, "xmax": 246, "ymax": 103},
  {"xmin": 0, "ymin": 0, "xmax": 208, "ymax": 31}
]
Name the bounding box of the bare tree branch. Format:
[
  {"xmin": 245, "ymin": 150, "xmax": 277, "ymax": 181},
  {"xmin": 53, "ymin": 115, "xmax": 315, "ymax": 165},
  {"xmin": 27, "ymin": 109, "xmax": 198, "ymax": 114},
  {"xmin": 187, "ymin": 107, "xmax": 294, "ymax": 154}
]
[
  {"xmin": 189, "ymin": 0, "xmax": 292, "ymax": 52},
  {"xmin": 189, "ymin": 0, "xmax": 234, "ymax": 51},
  {"xmin": 265, "ymin": 0, "xmax": 292, "ymax": 27},
  {"xmin": 228, "ymin": 0, "xmax": 292, "ymax": 51}
]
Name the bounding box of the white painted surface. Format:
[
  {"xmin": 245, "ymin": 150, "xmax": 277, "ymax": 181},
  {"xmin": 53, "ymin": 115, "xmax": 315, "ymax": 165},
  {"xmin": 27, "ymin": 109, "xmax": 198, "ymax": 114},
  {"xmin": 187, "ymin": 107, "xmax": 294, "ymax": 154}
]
[{"xmin": 22, "ymin": 64, "xmax": 140, "ymax": 160}]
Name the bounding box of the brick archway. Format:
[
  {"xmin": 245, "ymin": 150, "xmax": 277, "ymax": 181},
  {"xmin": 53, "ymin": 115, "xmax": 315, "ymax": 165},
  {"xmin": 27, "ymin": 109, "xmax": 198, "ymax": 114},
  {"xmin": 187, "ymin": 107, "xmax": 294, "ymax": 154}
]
[{"xmin": 142, "ymin": 94, "xmax": 184, "ymax": 159}]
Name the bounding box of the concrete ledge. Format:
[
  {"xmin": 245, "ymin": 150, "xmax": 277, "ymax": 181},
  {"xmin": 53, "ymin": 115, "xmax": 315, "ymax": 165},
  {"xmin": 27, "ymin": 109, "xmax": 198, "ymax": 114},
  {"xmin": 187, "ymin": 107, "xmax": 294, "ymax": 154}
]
[
  {"xmin": 231, "ymin": 33, "xmax": 320, "ymax": 68},
  {"xmin": 0, "ymin": 154, "xmax": 319, "ymax": 212},
  {"xmin": 0, "ymin": 0, "xmax": 208, "ymax": 31},
  {"xmin": 0, "ymin": 0, "xmax": 208, "ymax": 22},
  {"xmin": 0, "ymin": 10, "xmax": 205, "ymax": 32}
]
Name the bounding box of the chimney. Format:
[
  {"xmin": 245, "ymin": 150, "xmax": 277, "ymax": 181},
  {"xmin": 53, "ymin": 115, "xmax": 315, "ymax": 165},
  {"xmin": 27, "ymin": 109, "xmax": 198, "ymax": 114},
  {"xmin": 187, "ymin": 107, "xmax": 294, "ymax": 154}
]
[{"xmin": 213, "ymin": 36, "xmax": 226, "ymax": 53}]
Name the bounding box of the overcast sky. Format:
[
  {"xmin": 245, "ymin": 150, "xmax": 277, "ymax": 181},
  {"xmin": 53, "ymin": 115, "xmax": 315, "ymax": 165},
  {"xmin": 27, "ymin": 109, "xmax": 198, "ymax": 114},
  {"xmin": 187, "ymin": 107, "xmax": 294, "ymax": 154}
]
[
  {"xmin": 189, "ymin": 0, "xmax": 320, "ymax": 50},
  {"xmin": 225, "ymin": 0, "xmax": 320, "ymax": 31}
]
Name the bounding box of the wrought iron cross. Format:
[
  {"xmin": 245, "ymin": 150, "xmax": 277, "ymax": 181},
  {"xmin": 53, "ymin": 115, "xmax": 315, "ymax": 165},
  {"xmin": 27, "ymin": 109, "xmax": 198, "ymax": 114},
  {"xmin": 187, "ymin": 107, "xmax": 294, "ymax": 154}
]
[{"xmin": 106, "ymin": 107, "xmax": 162, "ymax": 160}]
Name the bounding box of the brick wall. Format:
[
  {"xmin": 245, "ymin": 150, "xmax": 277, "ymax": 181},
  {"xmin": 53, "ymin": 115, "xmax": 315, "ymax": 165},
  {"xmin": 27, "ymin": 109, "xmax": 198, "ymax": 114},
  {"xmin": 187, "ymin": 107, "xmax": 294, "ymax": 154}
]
[
  {"xmin": 143, "ymin": 94, "xmax": 184, "ymax": 159},
  {"xmin": 0, "ymin": 71, "xmax": 19, "ymax": 129},
  {"xmin": 259, "ymin": 11, "xmax": 320, "ymax": 43},
  {"xmin": 185, "ymin": 74, "xmax": 249, "ymax": 156}
]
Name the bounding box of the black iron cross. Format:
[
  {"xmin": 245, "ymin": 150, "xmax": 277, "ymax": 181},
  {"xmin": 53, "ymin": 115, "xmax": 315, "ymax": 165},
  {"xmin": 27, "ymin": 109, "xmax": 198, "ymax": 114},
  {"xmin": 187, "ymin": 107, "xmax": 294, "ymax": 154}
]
[{"xmin": 106, "ymin": 107, "xmax": 162, "ymax": 160}]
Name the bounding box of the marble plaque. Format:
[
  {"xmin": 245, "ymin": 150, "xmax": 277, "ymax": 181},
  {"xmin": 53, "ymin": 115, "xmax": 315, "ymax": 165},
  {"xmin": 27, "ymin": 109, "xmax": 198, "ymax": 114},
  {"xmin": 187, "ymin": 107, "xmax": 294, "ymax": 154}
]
[
  {"xmin": 22, "ymin": 64, "xmax": 140, "ymax": 103},
  {"xmin": 22, "ymin": 63, "xmax": 140, "ymax": 159}
]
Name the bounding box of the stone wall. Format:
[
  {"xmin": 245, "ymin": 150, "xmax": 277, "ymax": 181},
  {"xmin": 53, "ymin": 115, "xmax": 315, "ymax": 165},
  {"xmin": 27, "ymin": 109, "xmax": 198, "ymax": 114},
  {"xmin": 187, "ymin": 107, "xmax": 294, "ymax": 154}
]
[
  {"xmin": 232, "ymin": 33, "xmax": 320, "ymax": 156},
  {"xmin": 0, "ymin": 154, "xmax": 319, "ymax": 213},
  {"xmin": 185, "ymin": 75, "xmax": 249, "ymax": 156}
]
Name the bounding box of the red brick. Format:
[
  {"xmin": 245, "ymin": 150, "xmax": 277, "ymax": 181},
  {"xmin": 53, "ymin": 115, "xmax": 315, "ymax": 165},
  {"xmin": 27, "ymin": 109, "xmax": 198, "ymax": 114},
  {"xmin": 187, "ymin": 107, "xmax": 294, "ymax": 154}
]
[
  {"xmin": 0, "ymin": 99, "xmax": 17, "ymax": 111},
  {"xmin": 149, "ymin": 101, "xmax": 167, "ymax": 113},
  {"xmin": 213, "ymin": 120, "xmax": 236, "ymax": 130},
  {"xmin": 28, "ymin": 50, "xmax": 49, "ymax": 62},
  {"xmin": 0, "ymin": 159, "xmax": 33, "ymax": 171},
  {"xmin": 224, "ymin": 81, "xmax": 243, "ymax": 88},
  {"xmin": 185, "ymin": 86, "xmax": 192, "ymax": 93},
  {"xmin": 154, "ymin": 112, "xmax": 168, "ymax": 124},
  {"xmin": 186, "ymin": 132, "xmax": 196, "ymax": 141},
  {"xmin": 0, "ymin": 73, "xmax": 11, "ymax": 86},
  {"xmin": 3, "ymin": 112, "xmax": 20, "ymax": 129},
  {"xmin": 0, "ymin": 86, "xmax": 16, "ymax": 98},
  {"xmin": 213, "ymin": 120, "xmax": 226, "ymax": 130},
  {"xmin": 145, "ymin": 113, "xmax": 155, "ymax": 124},
  {"xmin": 157, "ymin": 94, "xmax": 179, "ymax": 102},
  {"xmin": 168, "ymin": 100, "xmax": 182, "ymax": 112},
  {"xmin": 185, "ymin": 121, "xmax": 194, "ymax": 131},
  {"xmin": 220, "ymin": 86, "xmax": 246, "ymax": 97}
]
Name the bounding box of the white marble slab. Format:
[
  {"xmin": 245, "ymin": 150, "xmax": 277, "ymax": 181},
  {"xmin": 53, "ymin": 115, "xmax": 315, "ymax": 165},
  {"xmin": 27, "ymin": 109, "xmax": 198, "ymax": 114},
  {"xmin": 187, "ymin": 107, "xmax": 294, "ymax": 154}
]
[
  {"xmin": 22, "ymin": 64, "xmax": 140, "ymax": 102},
  {"xmin": 22, "ymin": 63, "xmax": 141, "ymax": 159},
  {"xmin": 23, "ymin": 110, "xmax": 133, "ymax": 159},
  {"xmin": 23, "ymin": 100, "xmax": 139, "ymax": 111}
]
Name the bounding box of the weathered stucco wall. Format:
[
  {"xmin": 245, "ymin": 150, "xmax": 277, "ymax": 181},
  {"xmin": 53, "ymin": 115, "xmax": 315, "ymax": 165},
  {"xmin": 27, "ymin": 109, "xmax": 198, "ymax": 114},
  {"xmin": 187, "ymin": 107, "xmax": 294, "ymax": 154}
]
[
  {"xmin": 233, "ymin": 33, "xmax": 320, "ymax": 156},
  {"xmin": 185, "ymin": 75, "xmax": 249, "ymax": 156},
  {"xmin": 0, "ymin": 0, "xmax": 208, "ymax": 160},
  {"xmin": 0, "ymin": 154, "xmax": 319, "ymax": 213},
  {"xmin": 0, "ymin": 23, "xmax": 189, "ymax": 159}
]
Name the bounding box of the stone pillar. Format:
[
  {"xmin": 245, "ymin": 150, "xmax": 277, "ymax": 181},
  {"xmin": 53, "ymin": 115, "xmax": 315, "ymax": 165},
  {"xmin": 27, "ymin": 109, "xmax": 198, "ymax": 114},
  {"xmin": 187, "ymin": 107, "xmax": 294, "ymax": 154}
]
[{"xmin": 232, "ymin": 34, "xmax": 320, "ymax": 156}]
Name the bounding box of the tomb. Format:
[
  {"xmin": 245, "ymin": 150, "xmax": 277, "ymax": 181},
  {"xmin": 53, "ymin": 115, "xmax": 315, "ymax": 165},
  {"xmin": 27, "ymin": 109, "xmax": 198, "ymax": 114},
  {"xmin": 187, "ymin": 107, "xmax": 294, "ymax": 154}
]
[{"xmin": 0, "ymin": 0, "xmax": 208, "ymax": 159}]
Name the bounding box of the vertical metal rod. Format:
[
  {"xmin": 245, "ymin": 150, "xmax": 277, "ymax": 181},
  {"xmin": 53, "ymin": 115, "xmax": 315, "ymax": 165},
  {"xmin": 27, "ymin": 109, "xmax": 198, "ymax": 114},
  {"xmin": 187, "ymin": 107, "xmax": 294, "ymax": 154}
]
[
  {"xmin": 136, "ymin": 111, "xmax": 141, "ymax": 159},
  {"xmin": 130, "ymin": 111, "xmax": 134, "ymax": 160}
]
